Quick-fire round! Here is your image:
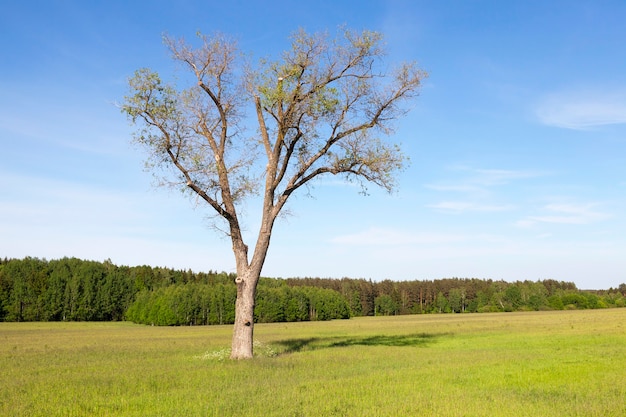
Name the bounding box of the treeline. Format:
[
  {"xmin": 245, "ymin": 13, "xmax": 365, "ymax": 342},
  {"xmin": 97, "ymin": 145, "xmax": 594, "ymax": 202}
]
[
  {"xmin": 125, "ymin": 282, "xmax": 350, "ymax": 325},
  {"xmin": 0, "ymin": 257, "xmax": 234, "ymax": 322},
  {"xmin": 286, "ymin": 277, "xmax": 626, "ymax": 315},
  {"xmin": 0, "ymin": 257, "xmax": 350, "ymax": 324},
  {"xmin": 1, "ymin": 257, "xmax": 625, "ymax": 325}
]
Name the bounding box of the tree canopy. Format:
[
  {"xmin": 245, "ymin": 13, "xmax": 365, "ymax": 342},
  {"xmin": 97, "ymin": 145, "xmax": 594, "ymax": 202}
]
[{"xmin": 122, "ymin": 28, "xmax": 427, "ymax": 358}]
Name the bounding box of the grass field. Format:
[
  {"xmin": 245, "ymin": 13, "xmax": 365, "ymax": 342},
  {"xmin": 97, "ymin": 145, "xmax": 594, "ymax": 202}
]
[{"xmin": 1, "ymin": 309, "xmax": 625, "ymax": 416}]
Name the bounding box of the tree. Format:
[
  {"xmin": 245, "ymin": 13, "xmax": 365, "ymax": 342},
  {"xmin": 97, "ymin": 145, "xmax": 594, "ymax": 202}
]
[
  {"xmin": 122, "ymin": 28, "xmax": 426, "ymax": 359},
  {"xmin": 435, "ymin": 292, "xmax": 450, "ymax": 313},
  {"xmin": 375, "ymin": 294, "xmax": 398, "ymax": 316},
  {"xmin": 448, "ymin": 288, "xmax": 465, "ymax": 313}
]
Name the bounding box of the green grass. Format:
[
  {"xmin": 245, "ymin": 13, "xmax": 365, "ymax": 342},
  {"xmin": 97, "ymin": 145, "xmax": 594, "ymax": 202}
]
[{"xmin": 1, "ymin": 309, "xmax": 625, "ymax": 416}]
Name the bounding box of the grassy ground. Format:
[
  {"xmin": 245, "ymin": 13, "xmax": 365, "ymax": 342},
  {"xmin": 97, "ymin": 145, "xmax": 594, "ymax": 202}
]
[{"xmin": 1, "ymin": 309, "xmax": 625, "ymax": 416}]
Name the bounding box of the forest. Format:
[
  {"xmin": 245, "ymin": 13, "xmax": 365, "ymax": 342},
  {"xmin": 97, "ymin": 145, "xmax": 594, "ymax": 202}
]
[{"xmin": 1, "ymin": 257, "xmax": 624, "ymax": 325}]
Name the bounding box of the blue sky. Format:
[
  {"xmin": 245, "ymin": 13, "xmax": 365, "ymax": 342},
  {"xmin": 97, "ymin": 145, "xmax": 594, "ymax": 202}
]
[{"xmin": 1, "ymin": 1, "xmax": 625, "ymax": 289}]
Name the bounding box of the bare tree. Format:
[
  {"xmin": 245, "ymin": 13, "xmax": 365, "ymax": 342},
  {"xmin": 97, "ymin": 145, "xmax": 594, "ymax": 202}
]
[{"xmin": 122, "ymin": 28, "xmax": 427, "ymax": 359}]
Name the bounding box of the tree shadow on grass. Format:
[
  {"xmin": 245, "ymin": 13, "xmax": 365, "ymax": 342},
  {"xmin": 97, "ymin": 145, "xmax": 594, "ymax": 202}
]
[{"xmin": 275, "ymin": 332, "xmax": 451, "ymax": 355}]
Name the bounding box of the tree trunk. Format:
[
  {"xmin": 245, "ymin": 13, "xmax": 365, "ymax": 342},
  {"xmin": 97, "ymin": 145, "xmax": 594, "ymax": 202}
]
[
  {"xmin": 230, "ymin": 272, "xmax": 257, "ymax": 359},
  {"xmin": 229, "ymin": 213, "xmax": 273, "ymax": 359}
]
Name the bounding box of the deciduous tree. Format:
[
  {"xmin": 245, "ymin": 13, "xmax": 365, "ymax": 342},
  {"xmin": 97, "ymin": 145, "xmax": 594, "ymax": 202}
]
[{"xmin": 122, "ymin": 28, "xmax": 426, "ymax": 359}]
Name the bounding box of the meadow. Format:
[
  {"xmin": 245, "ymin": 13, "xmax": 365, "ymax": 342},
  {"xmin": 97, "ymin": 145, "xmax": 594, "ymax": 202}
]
[{"xmin": 1, "ymin": 309, "xmax": 624, "ymax": 416}]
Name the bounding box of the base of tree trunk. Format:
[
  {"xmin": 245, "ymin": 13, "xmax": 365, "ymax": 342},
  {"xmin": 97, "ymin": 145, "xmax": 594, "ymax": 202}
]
[{"xmin": 230, "ymin": 319, "xmax": 254, "ymax": 359}]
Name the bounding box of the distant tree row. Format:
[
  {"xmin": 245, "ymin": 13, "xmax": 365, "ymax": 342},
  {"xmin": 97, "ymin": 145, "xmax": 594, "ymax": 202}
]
[
  {"xmin": 0, "ymin": 257, "xmax": 350, "ymax": 324},
  {"xmin": 0, "ymin": 257, "xmax": 232, "ymax": 322},
  {"xmin": 285, "ymin": 277, "xmax": 626, "ymax": 314},
  {"xmin": 125, "ymin": 281, "xmax": 350, "ymax": 326},
  {"xmin": 1, "ymin": 257, "xmax": 624, "ymax": 324}
]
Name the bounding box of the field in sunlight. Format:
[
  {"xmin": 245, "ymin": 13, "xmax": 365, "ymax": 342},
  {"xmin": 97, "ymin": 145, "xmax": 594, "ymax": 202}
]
[{"xmin": 1, "ymin": 309, "xmax": 625, "ymax": 416}]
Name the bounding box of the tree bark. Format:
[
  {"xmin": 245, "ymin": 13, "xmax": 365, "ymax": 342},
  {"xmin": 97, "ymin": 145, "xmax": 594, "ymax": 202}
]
[
  {"xmin": 231, "ymin": 271, "xmax": 257, "ymax": 359},
  {"xmin": 228, "ymin": 191, "xmax": 276, "ymax": 358}
]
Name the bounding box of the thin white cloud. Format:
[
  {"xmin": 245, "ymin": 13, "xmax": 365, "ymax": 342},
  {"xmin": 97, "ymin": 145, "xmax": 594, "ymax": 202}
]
[
  {"xmin": 425, "ymin": 184, "xmax": 482, "ymax": 193},
  {"xmin": 517, "ymin": 202, "xmax": 610, "ymax": 227},
  {"xmin": 514, "ymin": 219, "xmax": 536, "ymax": 229},
  {"xmin": 535, "ymin": 89, "xmax": 626, "ymax": 130},
  {"xmin": 330, "ymin": 227, "xmax": 466, "ymax": 246},
  {"xmin": 471, "ymin": 168, "xmax": 542, "ymax": 185},
  {"xmin": 427, "ymin": 201, "xmax": 514, "ymax": 213},
  {"xmin": 426, "ymin": 166, "xmax": 544, "ymax": 192},
  {"xmin": 425, "ymin": 166, "xmax": 541, "ymax": 214}
]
